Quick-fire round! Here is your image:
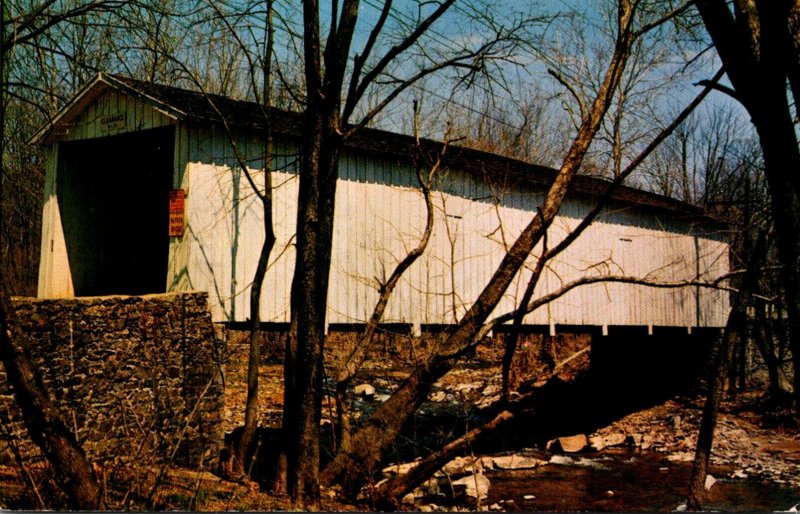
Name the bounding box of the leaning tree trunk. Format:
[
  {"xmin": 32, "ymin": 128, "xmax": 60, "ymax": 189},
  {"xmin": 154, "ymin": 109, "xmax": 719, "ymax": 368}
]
[
  {"xmin": 754, "ymin": 304, "xmax": 787, "ymax": 403},
  {"xmin": 687, "ymin": 233, "xmax": 765, "ymax": 510},
  {"xmin": 0, "ymin": 293, "xmax": 101, "ymax": 509},
  {"xmin": 321, "ymin": 358, "xmax": 455, "ymax": 497},
  {"xmin": 321, "ymin": 5, "xmax": 637, "ymax": 496},
  {"xmin": 695, "ymin": 0, "xmax": 800, "ymax": 416},
  {"xmin": 374, "ymin": 410, "xmax": 514, "ymax": 509}
]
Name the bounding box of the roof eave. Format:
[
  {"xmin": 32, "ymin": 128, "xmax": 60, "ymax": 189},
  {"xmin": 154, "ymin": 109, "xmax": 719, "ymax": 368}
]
[{"xmin": 27, "ymin": 72, "xmax": 181, "ymax": 146}]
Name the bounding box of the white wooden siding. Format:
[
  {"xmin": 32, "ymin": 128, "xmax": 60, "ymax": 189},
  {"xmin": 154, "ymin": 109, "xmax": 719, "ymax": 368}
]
[
  {"xmin": 60, "ymin": 89, "xmax": 175, "ymax": 142},
  {"xmin": 35, "ymin": 86, "xmax": 729, "ymax": 328},
  {"xmin": 173, "ymin": 124, "xmax": 730, "ymax": 327},
  {"xmin": 37, "ymin": 144, "xmax": 75, "ymax": 298}
]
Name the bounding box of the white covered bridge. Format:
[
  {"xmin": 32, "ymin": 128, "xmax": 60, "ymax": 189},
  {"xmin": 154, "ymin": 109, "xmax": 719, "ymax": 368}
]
[{"xmin": 34, "ymin": 74, "xmax": 730, "ymax": 335}]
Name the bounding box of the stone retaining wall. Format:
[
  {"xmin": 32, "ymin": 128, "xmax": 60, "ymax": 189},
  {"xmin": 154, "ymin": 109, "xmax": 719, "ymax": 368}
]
[{"xmin": 0, "ymin": 292, "xmax": 224, "ymax": 469}]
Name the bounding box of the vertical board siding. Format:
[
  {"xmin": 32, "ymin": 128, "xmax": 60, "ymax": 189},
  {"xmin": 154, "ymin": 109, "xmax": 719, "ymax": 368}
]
[
  {"xmin": 160, "ymin": 124, "xmax": 730, "ymax": 328},
  {"xmin": 37, "ymin": 144, "xmax": 75, "ymax": 298},
  {"xmin": 63, "ymin": 90, "xmax": 174, "ymax": 142}
]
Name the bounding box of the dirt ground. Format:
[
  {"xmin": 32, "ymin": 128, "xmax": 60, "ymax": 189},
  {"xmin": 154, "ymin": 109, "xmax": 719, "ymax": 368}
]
[
  {"xmin": 1, "ymin": 332, "xmax": 798, "ymax": 511},
  {"xmin": 222, "ymin": 332, "xmax": 800, "ymax": 491}
]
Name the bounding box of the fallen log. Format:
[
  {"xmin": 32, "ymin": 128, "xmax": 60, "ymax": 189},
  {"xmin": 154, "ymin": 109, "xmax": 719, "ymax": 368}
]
[{"xmin": 373, "ymin": 410, "xmax": 514, "ymax": 509}]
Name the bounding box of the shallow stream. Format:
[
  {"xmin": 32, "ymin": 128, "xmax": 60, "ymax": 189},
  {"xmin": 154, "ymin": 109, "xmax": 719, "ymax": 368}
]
[{"xmin": 484, "ymin": 448, "xmax": 800, "ymax": 512}]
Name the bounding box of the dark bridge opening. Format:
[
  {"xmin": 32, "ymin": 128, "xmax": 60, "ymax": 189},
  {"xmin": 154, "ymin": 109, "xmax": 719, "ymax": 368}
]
[
  {"xmin": 486, "ymin": 331, "xmax": 717, "ymax": 450},
  {"xmin": 57, "ymin": 126, "xmax": 174, "ymax": 296}
]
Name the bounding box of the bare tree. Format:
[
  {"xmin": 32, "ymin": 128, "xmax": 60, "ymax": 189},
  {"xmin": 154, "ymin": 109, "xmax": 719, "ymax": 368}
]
[
  {"xmin": 694, "ymin": 0, "xmax": 800, "ymax": 415},
  {"xmin": 686, "ymin": 231, "xmax": 767, "ymax": 511},
  {"xmin": 281, "ymin": 1, "xmax": 538, "ymax": 504},
  {"xmin": 319, "ymin": 0, "xmax": 702, "ymax": 498}
]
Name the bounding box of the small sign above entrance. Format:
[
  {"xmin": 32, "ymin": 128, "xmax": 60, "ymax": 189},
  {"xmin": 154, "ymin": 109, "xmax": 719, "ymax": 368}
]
[
  {"xmin": 99, "ymin": 113, "xmax": 126, "ymax": 133},
  {"xmin": 169, "ymin": 189, "xmax": 185, "ymax": 237}
]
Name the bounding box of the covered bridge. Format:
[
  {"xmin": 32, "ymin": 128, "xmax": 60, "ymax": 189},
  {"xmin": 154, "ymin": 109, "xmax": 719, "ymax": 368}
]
[{"xmin": 34, "ymin": 73, "xmax": 730, "ymax": 336}]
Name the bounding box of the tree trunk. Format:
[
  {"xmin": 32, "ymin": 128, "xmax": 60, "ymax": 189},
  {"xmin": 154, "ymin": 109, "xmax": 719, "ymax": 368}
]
[
  {"xmin": 234, "ymin": 208, "xmax": 276, "ymax": 474},
  {"xmin": 283, "ymin": 98, "xmax": 342, "ymax": 504},
  {"xmin": 0, "ymin": 294, "xmax": 101, "ymax": 509},
  {"xmin": 754, "ymin": 306, "xmax": 787, "ymax": 402},
  {"xmin": 695, "ymin": 0, "xmax": 800, "ymax": 416},
  {"xmin": 687, "ymin": 233, "xmax": 764, "ymax": 510},
  {"xmin": 374, "ymin": 410, "xmax": 514, "ymax": 509},
  {"xmin": 234, "ymin": 0, "xmax": 277, "ymax": 477}
]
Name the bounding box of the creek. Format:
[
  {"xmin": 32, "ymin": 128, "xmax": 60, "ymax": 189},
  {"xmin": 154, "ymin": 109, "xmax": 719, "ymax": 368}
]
[{"xmin": 484, "ymin": 448, "xmax": 800, "ymax": 512}]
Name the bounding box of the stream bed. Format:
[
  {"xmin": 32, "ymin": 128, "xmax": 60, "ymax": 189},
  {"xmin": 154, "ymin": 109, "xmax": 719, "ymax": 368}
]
[{"xmin": 483, "ymin": 448, "xmax": 800, "ymax": 512}]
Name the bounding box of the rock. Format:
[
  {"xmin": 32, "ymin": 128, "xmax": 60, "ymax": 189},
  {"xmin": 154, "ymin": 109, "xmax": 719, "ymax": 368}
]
[
  {"xmin": 420, "ymin": 505, "xmax": 434, "ymax": 512},
  {"xmin": 354, "ymin": 383, "xmax": 375, "ymax": 397},
  {"xmin": 704, "ymin": 474, "xmax": 716, "ymax": 491},
  {"xmin": 482, "ymin": 384, "xmax": 501, "ymax": 397},
  {"xmin": 588, "ymin": 432, "xmax": 626, "ymax": 451},
  {"xmin": 557, "ymin": 434, "xmax": 588, "ymax": 453},
  {"xmin": 549, "ymin": 455, "xmax": 572, "ymax": 465},
  {"xmin": 490, "ymin": 454, "xmax": 545, "ymax": 470},
  {"xmin": 374, "ymin": 394, "xmax": 390, "ymax": 402},
  {"xmin": 401, "ymin": 492, "xmax": 416, "ymax": 506},
  {"xmin": 667, "ymin": 452, "xmax": 694, "ymax": 462},
  {"xmin": 489, "ymin": 502, "xmax": 503, "ymax": 511},
  {"xmin": 442, "ymin": 455, "xmax": 483, "ymax": 477},
  {"xmin": 452, "ymin": 473, "xmax": 490, "ymax": 502},
  {"xmin": 382, "ymin": 459, "xmax": 420, "ymax": 478},
  {"xmin": 732, "ymin": 470, "xmax": 748, "ymax": 479},
  {"xmin": 523, "ymin": 494, "xmax": 536, "ymax": 500},
  {"xmin": 430, "ymin": 391, "xmax": 448, "ymax": 402},
  {"xmin": 675, "ymin": 503, "xmax": 688, "ymax": 512},
  {"xmin": 454, "ymin": 381, "xmax": 483, "ymax": 394},
  {"xmin": 605, "ymin": 490, "xmax": 615, "ymax": 497},
  {"xmin": 418, "ymin": 477, "xmax": 440, "ymax": 497}
]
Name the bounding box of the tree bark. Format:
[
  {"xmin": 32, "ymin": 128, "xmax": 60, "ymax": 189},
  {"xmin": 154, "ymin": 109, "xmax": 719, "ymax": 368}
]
[
  {"xmin": 754, "ymin": 305, "xmax": 787, "ymax": 402},
  {"xmin": 695, "ymin": 0, "xmax": 800, "ymax": 415},
  {"xmin": 687, "ymin": 233, "xmax": 764, "ymax": 510},
  {"xmin": 374, "ymin": 410, "xmax": 514, "ymax": 509},
  {"xmin": 234, "ymin": 0, "xmax": 277, "ymax": 476},
  {"xmin": 322, "ymin": 4, "xmax": 637, "ymax": 496},
  {"xmin": 0, "ymin": 294, "xmax": 101, "ymax": 509}
]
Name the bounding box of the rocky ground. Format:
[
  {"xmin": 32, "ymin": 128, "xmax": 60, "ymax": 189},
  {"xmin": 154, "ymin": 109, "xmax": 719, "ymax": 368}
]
[
  {"xmin": 587, "ymin": 394, "xmax": 800, "ymax": 488},
  {"xmin": 220, "ymin": 334, "xmax": 800, "ymax": 511},
  {"xmin": 3, "ymin": 333, "xmax": 796, "ymax": 511}
]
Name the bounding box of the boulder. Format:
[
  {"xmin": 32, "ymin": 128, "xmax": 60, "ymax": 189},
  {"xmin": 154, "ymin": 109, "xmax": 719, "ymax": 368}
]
[
  {"xmin": 452, "ymin": 473, "xmax": 490, "ymax": 502},
  {"xmin": 454, "ymin": 381, "xmax": 483, "ymax": 393},
  {"xmin": 588, "ymin": 432, "xmax": 626, "ymax": 451},
  {"xmin": 430, "ymin": 391, "xmax": 448, "ymax": 402},
  {"xmin": 489, "ymin": 454, "xmax": 545, "ymax": 470},
  {"xmin": 549, "ymin": 455, "xmax": 572, "ymax": 465},
  {"xmin": 557, "ymin": 434, "xmax": 588, "ymax": 453},
  {"xmin": 667, "ymin": 452, "xmax": 694, "ymax": 462},
  {"xmin": 441, "ymin": 455, "xmax": 483, "ymax": 477},
  {"xmin": 704, "ymin": 474, "xmax": 716, "ymax": 491},
  {"xmin": 627, "ymin": 433, "xmax": 643, "ymax": 447},
  {"xmin": 354, "ymin": 383, "xmax": 375, "ymax": 397}
]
